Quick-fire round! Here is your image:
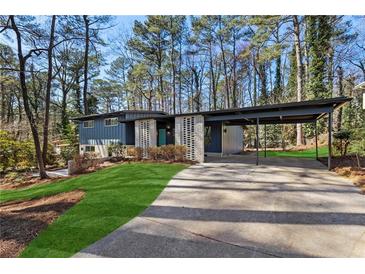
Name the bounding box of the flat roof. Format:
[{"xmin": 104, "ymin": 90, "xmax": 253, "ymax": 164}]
[
  {"xmin": 71, "ymin": 110, "xmax": 167, "ymax": 121},
  {"xmin": 121, "ymin": 97, "xmax": 351, "ymax": 125}
]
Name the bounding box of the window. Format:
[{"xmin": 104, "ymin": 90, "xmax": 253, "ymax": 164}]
[
  {"xmin": 83, "ymin": 120, "xmax": 94, "ymax": 128},
  {"xmin": 85, "ymin": 146, "xmax": 95, "ymax": 152},
  {"xmin": 104, "ymin": 117, "xmax": 118, "ymax": 127}
]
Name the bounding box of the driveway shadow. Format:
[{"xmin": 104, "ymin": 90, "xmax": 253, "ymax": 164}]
[{"xmin": 142, "ymin": 205, "xmax": 365, "ymax": 226}]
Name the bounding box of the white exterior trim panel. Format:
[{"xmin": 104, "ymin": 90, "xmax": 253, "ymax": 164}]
[{"xmin": 222, "ymin": 125, "xmax": 243, "ymax": 154}]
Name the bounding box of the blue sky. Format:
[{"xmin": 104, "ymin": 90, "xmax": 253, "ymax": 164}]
[{"xmin": 1, "ymin": 15, "xmax": 363, "ymax": 78}]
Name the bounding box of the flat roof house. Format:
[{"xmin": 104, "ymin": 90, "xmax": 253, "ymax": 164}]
[
  {"xmin": 72, "ymin": 96, "xmax": 351, "ymax": 169},
  {"xmin": 72, "ymin": 110, "xmax": 167, "ymax": 157}
]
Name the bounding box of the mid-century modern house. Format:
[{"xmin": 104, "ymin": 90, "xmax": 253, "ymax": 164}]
[{"xmin": 72, "ymin": 96, "xmax": 351, "ymax": 168}]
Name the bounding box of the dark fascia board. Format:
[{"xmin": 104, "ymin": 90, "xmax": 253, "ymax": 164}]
[
  {"xmin": 84, "ymin": 97, "xmax": 351, "ymax": 124},
  {"xmin": 204, "ymin": 105, "xmax": 333, "ymax": 122},
  {"xmin": 121, "ymin": 115, "xmax": 175, "ymax": 123},
  {"xmin": 120, "ymin": 96, "xmax": 351, "ymax": 123},
  {"xmin": 70, "ymin": 110, "xmax": 168, "ymax": 121},
  {"xmin": 177, "ymin": 96, "xmax": 352, "ymax": 118}
]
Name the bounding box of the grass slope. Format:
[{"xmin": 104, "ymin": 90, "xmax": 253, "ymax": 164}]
[
  {"xmin": 258, "ymin": 146, "xmax": 328, "ymax": 158},
  {"xmin": 0, "ymin": 163, "xmax": 186, "ymax": 258}
]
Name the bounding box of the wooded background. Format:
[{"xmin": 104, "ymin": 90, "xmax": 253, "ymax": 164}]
[{"xmin": 0, "ymin": 16, "xmax": 364, "ymax": 177}]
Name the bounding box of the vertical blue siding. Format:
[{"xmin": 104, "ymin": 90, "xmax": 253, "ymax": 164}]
[
  {"xmin": 79, "ymin": 117, "xmax": 126, "ymax": 145},
  {"xmin": 78, "ymin": 112, "xmax": 167, "ymax": 146}
]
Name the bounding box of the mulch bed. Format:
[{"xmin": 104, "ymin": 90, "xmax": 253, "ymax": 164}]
[
  {"xmin": 319, "ymin": 155, "xmax": 365, "ymax": 193},
  {"xmin": 0, "ymin": 175, "xmax": 65, "ymax": 190},
  {"xmin": 0, "ymin": 190, "xmax": 85, "ymax": 257}
]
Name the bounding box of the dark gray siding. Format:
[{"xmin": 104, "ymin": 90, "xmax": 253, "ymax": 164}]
[
  {"xmin": 204, "ymin": 124, "xmax": 222, "ymax": 153},
  {"xmin": 125, "ymin": 122, "xmax": 135, "ymax": 145},
  {"xmin": 79, "ymin": 116, "xmax": 126, "ymax": 145}
]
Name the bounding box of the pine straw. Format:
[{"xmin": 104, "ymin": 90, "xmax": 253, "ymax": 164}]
[{"xmin": 0, "ymin": 190, "xmax": 84, "ymax": 257}]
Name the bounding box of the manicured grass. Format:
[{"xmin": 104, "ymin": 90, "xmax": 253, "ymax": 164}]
[
  {"xmin": 0, "ymin": 162, "xmax": 187, "ymax": 258},
  {"xmin": 258, "ymin": 146, "xmax": 328, "ymax": 158}
]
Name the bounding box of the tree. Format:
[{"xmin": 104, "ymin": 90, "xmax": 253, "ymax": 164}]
[
  {"xmin": 83, "ymin": 15, "xmax": 90, "ymax": 114},
  {"xmin": 128, "ymin": 16, "xmax": 169, "ymax": 111},
  {"xmin": 53, "ymin": 42, "xmax": 84, "ymax": 132},
  {"xmin": 191, "ymin": 16, "xmax": 220, "ymax": 110},
  {"xmin": 293, "ymin": 15, "xmax": 305, "ymax": 146},
  {"xmin": 1, "ymin": 16, "xmax": 49, "ymax": 178},
  {"xmin": 42, "ymin": 15, "xmax": 56, "ymax": 164},
  {"xmin": 306, "ymin": 16, "xmax": 334, "ymax": 99},
  {"xmin": 81, "ymin": 15, "xmax": 111, "ymax": 114}
]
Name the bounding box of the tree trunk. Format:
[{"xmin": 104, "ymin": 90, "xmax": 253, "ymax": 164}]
[
  {"xmin": 192, "ymin": 67, "xmax": 201, "ymax": 112},
  {"xmin": 42, "ymin": 15, "xmax": 56, "ymax": 164},
  {"xmin": 209, "ymin": 41, "xmax": 217, "ymax": 110},
  {"xmin": 218, "ymin": 16, "xmax": 230, "ymax": 108},
  {"xmin": 178, "ymin": 36, "xmax": 183, "ymax": 114},
  {"xmin": 74, "ymin": 68, "xmax": 82, "ymax": 114},
  {"xmin": 0, "ymin": 70, "xmax": 5, "ymax": 126},
  {"xmin": 61, "ymin": 87, "xmax": 68, "ymax": 133},
  {"xmin": 83, "ymin": 15, "xmax": 90, "ymax": 115},
  {"xmin": 253, "ymin": 56, "xmax": 257, "ymax": 106},
  {"xmin": 336, "ymin": 66, "xmax": 344, "ymax": 131},
  {"xmin": 10, "ymin": 16, "xmax": 48, "ymax": 179},
  {"xmin": 258, "ymin": 62, "xmax": 267, "ymax": 103},
  {"xmin": 293, "ymin": 15, "xmax": 305, "ymax": 146},
  {"xmin": 232, "ymin": 30, "xmax": 237, "ymax": 107},
  {"xmin": 170, "ymin": 18, "xmax": 176, "ymax": 114}
]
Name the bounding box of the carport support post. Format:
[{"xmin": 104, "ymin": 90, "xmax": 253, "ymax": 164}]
[
  {"xmin": 256, "ymin": 117, "xmax": 259, "ymax": 165},
  {"xmin": 328, "ymin": 111, "xmax": 332, "ymax": 170},
  {"xmin": 264, "ymin": 124, "xmax": 267, "ymax": 157},
  {"xmin": 315, "ymin": 120, "xmax": 318, "ymax": 160}
]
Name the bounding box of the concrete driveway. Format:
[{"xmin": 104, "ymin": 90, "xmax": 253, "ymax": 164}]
[{"xmin": 74, "ymin": 156, "xmax": 365, "ymax": 258}]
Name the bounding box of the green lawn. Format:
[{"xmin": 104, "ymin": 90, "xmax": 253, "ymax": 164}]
[
  {"xmin": 258, "ymin": 146, "xmax": 328, "ymax": 158},
  {"xmin": 0, "ymin": 162, "xmax": 186, "ymax": 258}
]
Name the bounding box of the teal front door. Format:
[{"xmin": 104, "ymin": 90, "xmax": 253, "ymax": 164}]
[{"xmin": 158, "ymin": 129, "xmax": 166, "ymax": 146}]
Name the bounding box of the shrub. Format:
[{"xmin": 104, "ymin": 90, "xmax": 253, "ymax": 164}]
[
  {"xmin": 60, "ymin": 145, "xmax": 78, "ymax": 165},
  {"xmin": 333, "ymin": 130, "xmax": 351, "ymax": 156},
  {"xmin": 175, "ymin": 145, "xmax": 187, "ymax": 162},
  {"xmin": 0, "ymin": 130, "xmax": 38, "ymax": 172},
  {"xmin": 108, "ymin": 143, "xmax": 127, "ymax": 158},
  {"xmin": 127, "ymin": 146, "xmax": 143, "ymax": 160},
  {"xmin": 16, "ymin": 140, "xmax": 36, "ymax": 170},
  {"xmin": 72, "ymin": 152, "xmax": 99, "ymax": 174},
  {"xmin": 160, "ymin": 145, "xmax": 175, "ymax": 161},
  {"xmin": 135, "ymin": 147, "xmax": 144, "ymax": 160},
  {"xmin": 147, "ymin": 147, "xmax": 160, "ymax": 160},
  {"xmin": 0, "ymin": 130, "xmax": 17, "ymax": 172},
  {"xmin": 125, "ymin": 145, "xmax": 187, "ymax": 162}
]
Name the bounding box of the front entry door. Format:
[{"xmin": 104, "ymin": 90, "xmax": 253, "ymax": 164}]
[{"xmin": 158, "ymin": 128, "xmax": 166, "ymax": 146}]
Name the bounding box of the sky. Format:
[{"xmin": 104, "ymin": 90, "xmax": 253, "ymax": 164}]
[
  {"xmin": 1, "ymin": 15, "xmax": 364, "ymax": 78},
  {"xmin": 99, "ymin": 16, "xmax": 146, "ymax": 76}
]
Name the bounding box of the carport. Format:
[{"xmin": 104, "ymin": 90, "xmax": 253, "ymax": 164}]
[{"xmin": 202, "ymin": 97, "xmax": 352, "ymax": 170}]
